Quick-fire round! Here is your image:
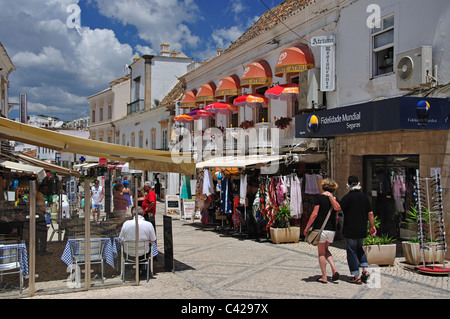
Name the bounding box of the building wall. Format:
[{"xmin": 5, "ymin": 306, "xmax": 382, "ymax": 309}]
[{"xmin": 333, "ymin": 130, "xmax": 450, "ymax": 258}]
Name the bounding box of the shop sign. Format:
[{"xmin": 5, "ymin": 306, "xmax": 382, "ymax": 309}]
[
  {"xmin": 311, "ymin": 35, "xmax": 335, "ymax": 91},
  {"xmin": 295, "ymin": 97, "xmax": 450, "ymax": 138}
]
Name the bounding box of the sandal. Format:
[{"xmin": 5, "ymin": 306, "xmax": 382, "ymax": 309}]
[
  {"xmin": 316, "ymin": 277, "xmax": 327, "ymax": 284},
  {"xmin": 331, "ymin": 272, "xmax": 340, "ymax": 282},
  {"xmin": 348, "ymin": 276, "xmax": 362, "ymax": 285},
  {"xmin": 361, "ymin": 271, "xmax": 370, "ymax": 283}
]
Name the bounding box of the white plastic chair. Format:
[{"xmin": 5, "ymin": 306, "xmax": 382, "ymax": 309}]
[
  {"xmin": 0, "ymin": 245, "xmax": 23, "ymax": 294},
  {"xmin": 69, "ymin": 238, "xmax": 106, "ymax": 284},
  {"xmin": 121, "ymin": 241, "xmax": 153, "ymax": 283}
]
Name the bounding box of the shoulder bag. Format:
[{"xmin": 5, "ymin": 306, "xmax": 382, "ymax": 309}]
[{"xmin": 306, "ymin": 208, "xmax": 333, "ymax": 246}]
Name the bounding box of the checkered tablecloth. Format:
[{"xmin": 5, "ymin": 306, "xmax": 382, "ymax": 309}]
[
  {"xmin": 113, "ymin": 237, "xmax": 158, "ymax": 258},
  {"xmin": 61, "ymin": 238, "xmax": 115, "ymax": 268},
  {"xmin": 0, "ymin": 243, "xmax": 28, "ymax": 277}
]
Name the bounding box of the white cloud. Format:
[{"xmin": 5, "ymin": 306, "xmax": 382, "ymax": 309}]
[
  {"xmin": 0, "ymin": 0, "xmax": 135, "ymax": 120},
  {"xmin": 94, "ymin": 0, "xmax": 201, "ymax": 53}
]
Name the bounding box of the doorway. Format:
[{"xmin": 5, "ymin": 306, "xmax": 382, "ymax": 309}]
[{"xmin": 363, "ymin": 155, "xmax": 419, "ymax": 237}]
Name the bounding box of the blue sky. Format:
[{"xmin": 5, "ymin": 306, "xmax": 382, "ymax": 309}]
[{"xmin": 0, "ymin": 0, "xmax": 285, "ymax": 121}]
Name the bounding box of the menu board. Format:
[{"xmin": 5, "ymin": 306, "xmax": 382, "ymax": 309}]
[{"xmin": 165, "ymin": 195, "xmax": 180, "ymax": 219}]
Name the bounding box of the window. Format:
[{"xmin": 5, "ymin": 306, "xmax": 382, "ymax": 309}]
[
  {"xmin": 139, "ymin": 131, "xmax": 144, "ymax": 148},
  {"xmin": 91, "ymin": 110, "xmax": 95, "ymax": 123},
  {"xmin": 255, "ymin": 87, "xmax": 268, "ymax": 123},
  {"xmin": 151, "ymin": 129, "xmax": 156, "ymax": 150},
  {"xmin": 372, "ymin": 15, "xmax": 394, "ymax": 77},
  {"xmin": 131, "ymin": 132, "xmax": 135, "ymax": 147},
  {"xmin": 107, "ymin": 105, "xmax": 112, "ymax": 120},
  {"xmin": 99, "ymin": 107, "xmax": 103, "ymax": 122},
  {"xmin": 162, "ymin": 129, "xmax": 168, "ymax": 151},
  {"xmin": 134, "ymin": 77, "xmax": 141, "ymax": 102}
]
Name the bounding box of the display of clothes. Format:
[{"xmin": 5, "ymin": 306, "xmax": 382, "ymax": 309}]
[
  {"xmin": 289, "ymin": 175, "xmax": 303, "ymax": 219},
  {"xmin": 304, "ymin": 173, "xmax": 322, "ymax": 194},
  {"xmin": 391, "ymin": 172, "xmax": 406, "ymax": 213}
]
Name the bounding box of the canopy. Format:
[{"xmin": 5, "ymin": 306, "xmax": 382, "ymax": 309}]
[
  {"xmin": 196, "ymin": 154, "xmax": 284, "ymax": 169},
  {"xmin": 274, "ymin": 44, "xmax": 315, "ymax": 77},
  {"xmin": 234, "ymin": 94, "xmax": 268, "ymax": 108},
  {"xmin": 215, "ymin": 75, "xmax": 241, "ymax": 99},
  {"xmin": 195, "ymin": 83, "xmax": 216, "ymax": 104},
  {"xmin": 265, "ymin": 83, "xmax": 299, "ymax": 101},
  {"xmin": 240, "ymin": 60, "xmax": 272, "ymax": 88},
  {"xmin": 0, "ymin": 160, "xmax": 46, "ymax": 180},
  {"xmin": 0, "ymin": 118, "xmax": 195, "ymax": 175},
  {"xmin": 18, "ymin": 154, "xmax": 81, "ymax": 177},
  {"xmin": 180, "ymin": 90, "xmax": 197, "ymax": 109}
]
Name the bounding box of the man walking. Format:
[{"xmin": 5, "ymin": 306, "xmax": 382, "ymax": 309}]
[
  {"xmin": 340, "ymin": 175, "xmax": 377, "ymax": 284},
  {"xmin": 91, "ymin": 179, "xmax": 104, "ymax": 223},
  {"xmin": 142, "ymin": 181, "xmax": 157, "ymax": 234}
]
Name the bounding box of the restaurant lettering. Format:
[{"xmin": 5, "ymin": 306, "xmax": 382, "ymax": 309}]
[{"xmin": 275, "ymin": 64, "xmax": 313, "ymax": 75}]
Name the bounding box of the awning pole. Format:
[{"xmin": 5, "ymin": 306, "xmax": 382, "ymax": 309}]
[{"xmin": 27, "ymin": 180, "xmax": 36, "ymax": 297}]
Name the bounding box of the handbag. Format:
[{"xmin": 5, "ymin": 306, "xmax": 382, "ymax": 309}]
[{"xmin": 306, "ymin": 208, "xmax": 333, "ymax": 246}]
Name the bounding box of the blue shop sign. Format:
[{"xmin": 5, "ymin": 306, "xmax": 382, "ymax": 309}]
[{"xmin": 295, "ymin": 97, "xmax": 450, "ymax": 138}]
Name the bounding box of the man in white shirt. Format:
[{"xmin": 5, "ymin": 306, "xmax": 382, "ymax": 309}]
[
  {"xmin": 90, "ymin": 179, "xmax": 104, "ymax": 223},
  {"xmin": 119, "ymin": 207, "xmax": 156, "ymax": 258}
]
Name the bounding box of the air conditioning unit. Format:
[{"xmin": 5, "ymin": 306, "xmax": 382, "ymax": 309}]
[{"xmin": 396, "ymin": 46, "xmax": 432, "ymax": 90}]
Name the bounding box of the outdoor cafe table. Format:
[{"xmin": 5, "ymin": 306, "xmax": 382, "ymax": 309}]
[
  {"xmin": 0, "ymin": 243, "xmax": 28, "ymax": 277},
  {"xmin": 60, "ymin": 238, "xmax": 115, "ymax": 268}
]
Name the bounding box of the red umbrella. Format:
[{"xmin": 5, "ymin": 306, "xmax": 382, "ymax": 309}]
[
  {"xmin": 265, "ymin": 83, "xmax": 299, "ymax": 101},
  {"xmin": 196, "ymin": 109, "xmax": 215, "ymax": 119},
  {"xmin": 205, "ymin": 102, "xmax": 238, "ymax": 115},
  {"xmin": 234, "ymin": 94, "xmax": 268, "ymax": 108}
]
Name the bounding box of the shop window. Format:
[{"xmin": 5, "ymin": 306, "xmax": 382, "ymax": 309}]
[{"xmin": 372, "ymin": 15, "xmax": 395, "ymax": 77}]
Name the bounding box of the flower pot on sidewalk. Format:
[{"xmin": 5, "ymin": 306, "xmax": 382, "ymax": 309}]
[
  {"xmin": 270, "ymin": 227, "xmax": 300, "ymax": 244},
  {"xmin": 402, "ymin": 242, "xmax": 444, "ymax": 265},
  {"xmin": 363, "ymin": 244, "xmax": 396, "ymax": 266}
]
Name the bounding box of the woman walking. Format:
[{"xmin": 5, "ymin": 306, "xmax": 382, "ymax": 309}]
[
  {"xmin": 122, "ymin": 180, "xmax": 132, "ymax": 215},
  {"xmin": 304, "ymin": 178, "xmax": 341, "ymax": 283}
]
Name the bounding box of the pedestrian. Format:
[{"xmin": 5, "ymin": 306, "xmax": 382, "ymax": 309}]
[
  {"xmin": 112, "ymin": 183, "xmax": 129, "ymax": 220},
  {"xmin": 90, "ymin": 179, "xmax": 104, "ymax": 223},
  {"xmin": 340, "ymin": 175, "xmax": 377, "ymax": 284},
  {"xmin": 142, "ymin": 181, "xmax": 157, "ymax": 234},
  {"xmin": 121, "ymin": 180, "xmax": 132, "ymax": 215},
  {"xmin": 304, "ymin": 178, "xmax": 341, "ymax": 283}
]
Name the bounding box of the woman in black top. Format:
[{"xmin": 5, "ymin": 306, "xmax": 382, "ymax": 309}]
[{"xmin": 304, "ymin": 178, "xmax": 342, "ymax": 284}]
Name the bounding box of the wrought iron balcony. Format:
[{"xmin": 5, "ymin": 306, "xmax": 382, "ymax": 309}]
[{"xmin": 127, "ymin": 99, "xmax": 145, "ymax": 115}]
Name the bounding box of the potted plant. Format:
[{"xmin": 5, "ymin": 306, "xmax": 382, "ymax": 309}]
[
  {"xmin": 269, "ymin": 204, "xmax": 300, "ymax": 244},
  {"xmin": 363, "ymin": 216, "xmax": 397, "ymax": 266},
  {"xmin": 239, "ymin": 120, "xmax": 255, "ymax": 130},
  {"xmin": 401, "ymin": 207, "xmax": 443, "ymax": 265},
  {"xmin": 274, "ymin": 117, "xmax": 292, "ymax": 129}
]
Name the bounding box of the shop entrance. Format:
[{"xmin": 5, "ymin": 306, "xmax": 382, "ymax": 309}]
[{"xmin": 363, "ymin": 155, "xmax": 419, "ymax": 238}]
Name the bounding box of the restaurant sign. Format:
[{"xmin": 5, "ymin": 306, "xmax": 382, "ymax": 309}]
[{"xmin": 295, "ymin": 97, "xmax": 450, "ymax": 138}]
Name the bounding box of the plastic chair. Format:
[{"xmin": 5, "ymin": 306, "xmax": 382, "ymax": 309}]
[
  {"xmin": 0, "ymin": 245, "xmax": 23, "ymax": 294},
  {"xmin": 69, "ymin": 238, "xmax": 106, "ymax": 284},
  {"xmin": 49, "ymin": 213, "xmax": 64, "ymax": 241},
  {"xmin": 121, "ymin": 241, "xmax": 153, "ymax": 283}
]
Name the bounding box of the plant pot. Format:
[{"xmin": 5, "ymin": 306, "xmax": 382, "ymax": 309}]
[
  {"xmin": 402, "ymin": 242, "xmax": 444, "ymax": 265},
  {"xmin": 363, "ymin": 244, "xmax": 396, "ymax": 266},
  {"xmin": 270, "ymin": 227, "xmax": 300, "ymax": 244}
]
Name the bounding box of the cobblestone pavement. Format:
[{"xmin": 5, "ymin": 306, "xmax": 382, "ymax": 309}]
[{"xmin": 27, "ymin": 203, "xmax": 450, "ymax": 301}]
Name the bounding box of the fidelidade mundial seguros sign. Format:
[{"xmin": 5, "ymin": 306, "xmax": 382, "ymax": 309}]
[{"xmin": 295, "ymin": 97, "xmax": 450, "ymax": 138}]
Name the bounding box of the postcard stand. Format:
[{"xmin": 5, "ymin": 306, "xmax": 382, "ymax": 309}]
[{"xmin": 414, "ymin": 170, "xmax": 448, "ymax": 275}]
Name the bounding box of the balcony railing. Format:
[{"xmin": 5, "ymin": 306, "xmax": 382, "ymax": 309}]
[{"xmin": 127, "ymin": 99, "xmax": 145, "ymax": 115}]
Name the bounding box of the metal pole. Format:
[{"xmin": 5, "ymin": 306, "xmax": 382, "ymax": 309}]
[
  {"xmin": 84, "ymin": 179, "xmax": 91, "ymax": 290},
  {"xmin": 135, "ymin": 176, "xmax": 140, "ymax": 285},
  {"xmin": 27, "ymin": 181, "xmax": 36, "ymax": 297}
]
